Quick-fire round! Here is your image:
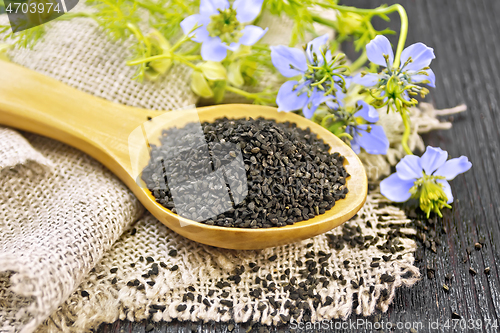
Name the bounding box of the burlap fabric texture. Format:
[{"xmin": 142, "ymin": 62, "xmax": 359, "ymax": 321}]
[{"xmin": 0, "ymin": 6, "xmax": 463, "ymax": 332}]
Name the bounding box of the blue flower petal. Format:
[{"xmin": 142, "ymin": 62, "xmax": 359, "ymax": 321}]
[
  {"xmin": 234, "ymin": 0, "xmax": 264, "ymax": 23},
  {"xmin": 224, "ymin": 42, "xmax": 240, "ymax": 51},
  {"xmin": 201, "ymin": 37, "xmax": 227, "ymax": 61},
  {"xmin": 276, "ymin": 80, "xmax": 308, "ymax": 112},
  {"xmin": 302, "ymin": 102, "xmax": 318, "ymax": 119},
  {"xmin": 180, "ymin": 14, "xmax": 210, "ymax": 42},
  {"xmin": 436, "ymin": 179, "xmax": 453, "ymax": 204},
  {"xmin": 380, "ymin": 173, "xmax": 414, "ymax": 202},
  {"xmin": 302, "ymin": 89, "xmax": 331, "ymax": 119},
  {"xmin": 325, "ymin": 89, "xmax": 346, "ymax": 110},
  {"xmin": 326, "ymin": 100, "xmax": 340, "ymax": 110},
  {"xmin": 352, "ymin": 124, "xmax": 389, "ymax": 155},
  {"xmin": 434, "ymin": 156, "xmax": 472, "ymax": 180},
  {"xmin": 348, "ymin": 128, "xmax": 361, "ymax": 154},
  {"xmin": 305, "ymin": 34, "xmax": 329, "ymax": 63},
  {"xmin": 354, "ymin": 100, "xmax": 379, "ymax": 122},
  {"xmin": 420, "ymin": 146, "xmax": 448, "ymax": 175},
  {"xmin": 343, "ymin": 76, "xmax": 352, "ymax": 90},
  {"xmin": 270, "ymin": 45, "xmax": 307, "ymax": 77},
  {"xmin": 238, "ymin": 25, "xmax": 268, "ymax": 46},
  {"xmin": 400, "ymin": 42, "xmax": 435, "ymax": 71},
  {"xmin": 409, "ymin": 68, "xmax": 436, "ymax": 88},
  {"xmin": 200, "ymin": 0, "xmax": 229, "ymax": 15},
  {"xmin": 352, "ymin": 73, "xmax": 380, "ymax": 87},
  {"xmin": 366, "ymin": 35, "xmax": 394, "ymax": 67},
  {"xmin": 396, "ymin": 155, "xmax": 423, "ymax": 180}
]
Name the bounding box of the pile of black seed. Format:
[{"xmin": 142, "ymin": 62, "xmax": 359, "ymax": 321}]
[{"xmin": 141, "ymin": 117, "xmax": 349, "ymax": 228}]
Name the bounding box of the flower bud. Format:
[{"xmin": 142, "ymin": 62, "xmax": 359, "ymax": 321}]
[
  {"xmin": 191, "ymin": 70, "xmax": 214, "ymax": 98},
  {"xmin": 336, "ymin": 12, "xmax": 364, "ymax": 36}
]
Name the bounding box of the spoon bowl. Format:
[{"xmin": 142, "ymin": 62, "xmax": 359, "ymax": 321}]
[{"xmin": 0, "ymin": 60, "xmax": 367, "ymax": 249}]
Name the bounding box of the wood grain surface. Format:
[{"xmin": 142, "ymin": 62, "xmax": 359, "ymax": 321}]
[{"xmin": 97, "ymin": 0, "xmax": 500, "ymax": 331}]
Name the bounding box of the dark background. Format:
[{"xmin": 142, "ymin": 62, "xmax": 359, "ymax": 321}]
[{"xmin": 98, "ymin": 0, "xmax": 500, "ymax": 332}]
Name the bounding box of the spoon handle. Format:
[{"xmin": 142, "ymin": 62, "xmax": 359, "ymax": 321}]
[{"xmin": 0, "ymin": 60, "xmax": 151, "ymax": 176}]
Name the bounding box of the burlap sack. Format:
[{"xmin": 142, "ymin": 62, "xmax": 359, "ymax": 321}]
[{"xmin": 1, "ymin": 6, "xmax": 464, "ymax": 332}]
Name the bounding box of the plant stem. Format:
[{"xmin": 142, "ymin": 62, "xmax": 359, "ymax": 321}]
[
  {"xmin": 225, "ymin": 86, "xmax": 274, "ymax": 103},
  {"xmin": 173, "ymin": 55, "xmax": 198, "ymax": 70},
  {"xmin": 314, "ymin": 4, "xmax": 409, "ymax": 68},
  {"xmin": 310, "ymin": 14, "xmax": 337, "ymax": 29},
  {"xmin": 136, "ymin": 0, "xmax": 192, "ymax": 15},
  {"xmin": 401, "ymin": 109, "xmax": 413, "ymax": 155},
  {"xmin": 127, "ymin": 54, "xmax": 200, "ymax": 66}
]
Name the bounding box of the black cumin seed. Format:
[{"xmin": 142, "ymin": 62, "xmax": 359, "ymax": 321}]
[
  {"xmin": 176, "ymin": 304, "xmax": 187, "ymax": 311},
  {"xmin": 139, "ymin": 256, "xmax": 144, "ymax": 262},
  {"xmin": 221, "ymin": 300, "xmax": 233, "ymax": 307},
  {"xmin": 142, "ymin": 117, "xmax": 348, "ymax": 229},
  {"xmin": 370, "ymin": 262, "xmax": 380, "ymax": 268},
  {"xmin": 169, "ymin": 249, "xmax": 178, "ymax": 257},
  {"xmin": 111, "ymin": 277, "xmax": 117, "ymax": 284},
  {"xmin": 203, "ymin": 298, "xmax": 211, "ymax": 307},
  {"xmin": 160, "ymin": 262, "xmax": 167, "ymax": 268},
  {"xmin": 147, "ymin": 281, "xmax": 155, "ymax": 286},
  {"xmin": 81, "ymin": 290, "xmax": 89, "ymax": 297},
  {"xmin": 130, "ymin": 263, "xmax": 136, "ymax": 268},
  {"xmin": 110, "ymin": 267, "xmax": 118, "ymax": 273},
  {"xmin": 170, "ymin": 265, "xmax": 179, "ymax": 271},
  {"xmin": 187, "ymin": 286, "xmax": 195, "ymax": 292},
  {"xmin": 151, "ymin": 304, "xmax": 166, "ymax": 311},
  {"xmin": 268, "ymin": 255, "xmax": 277, "ymax": 261},
  {"xmin": 146, "ymin": 256, "xmax": 154, "ymax": 263},
  {"xmin": 130, "ymin": 228, "xmax": 137, "ymax": 235},
  {"xmin": 280, "ymin": 314, "xmax": 290, "ymax": 323}
]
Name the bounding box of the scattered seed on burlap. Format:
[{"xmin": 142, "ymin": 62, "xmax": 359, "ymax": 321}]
[{"xmin": 141, "ymin": 117, "xmax": 349, "ymax": 228}]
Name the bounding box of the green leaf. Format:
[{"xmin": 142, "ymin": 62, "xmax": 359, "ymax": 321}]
[
  {"xmin": 227, "ymin": 61, "xmax": 244, "ymax": 87},
  {"xmin": 197, "ymin": 61, "xmax": 227, "ymax": 81},
  {"xmin": 212, "ymin": 80, "xmax": 227, "ymax": 104},
  {"xmin": 191, "ymin": 70, "xmax": 214, "ymax": 98},
  {"xmin": 147, "ymin": 29, "xmax": 172, "ymax": 74},
  {"xmin": 0, "ymin": 44, "xmax": 10, "ymax": 61}
]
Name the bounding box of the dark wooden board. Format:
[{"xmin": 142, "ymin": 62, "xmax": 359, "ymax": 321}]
[{"xmin": 97, "ymin": 0, "xmax": 500, "ymax": 331}]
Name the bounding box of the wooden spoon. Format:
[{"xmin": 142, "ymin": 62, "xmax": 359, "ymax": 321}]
[{"xmin": 0, "ymin": 60, "xmax": 367, "ymax": 250}]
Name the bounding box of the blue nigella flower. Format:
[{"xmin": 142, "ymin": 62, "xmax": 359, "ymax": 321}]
[
  {"xmin": 181, "ymin": 0, "xmax": 268, "ymax": 62},
  {"xmin": 353, "ymin": 35, "xmax": 435, "ymax": 106},
  {"xmin": 271, "ymin": 34, "xmax": 347, "ymax": 119},
  {"xmin": 347, "ymin": 100, "xmax": 389, "ymax": 155},
  {"xmin": 380, "ymin": 146, "xmax": 472, "ymax": 217}
]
